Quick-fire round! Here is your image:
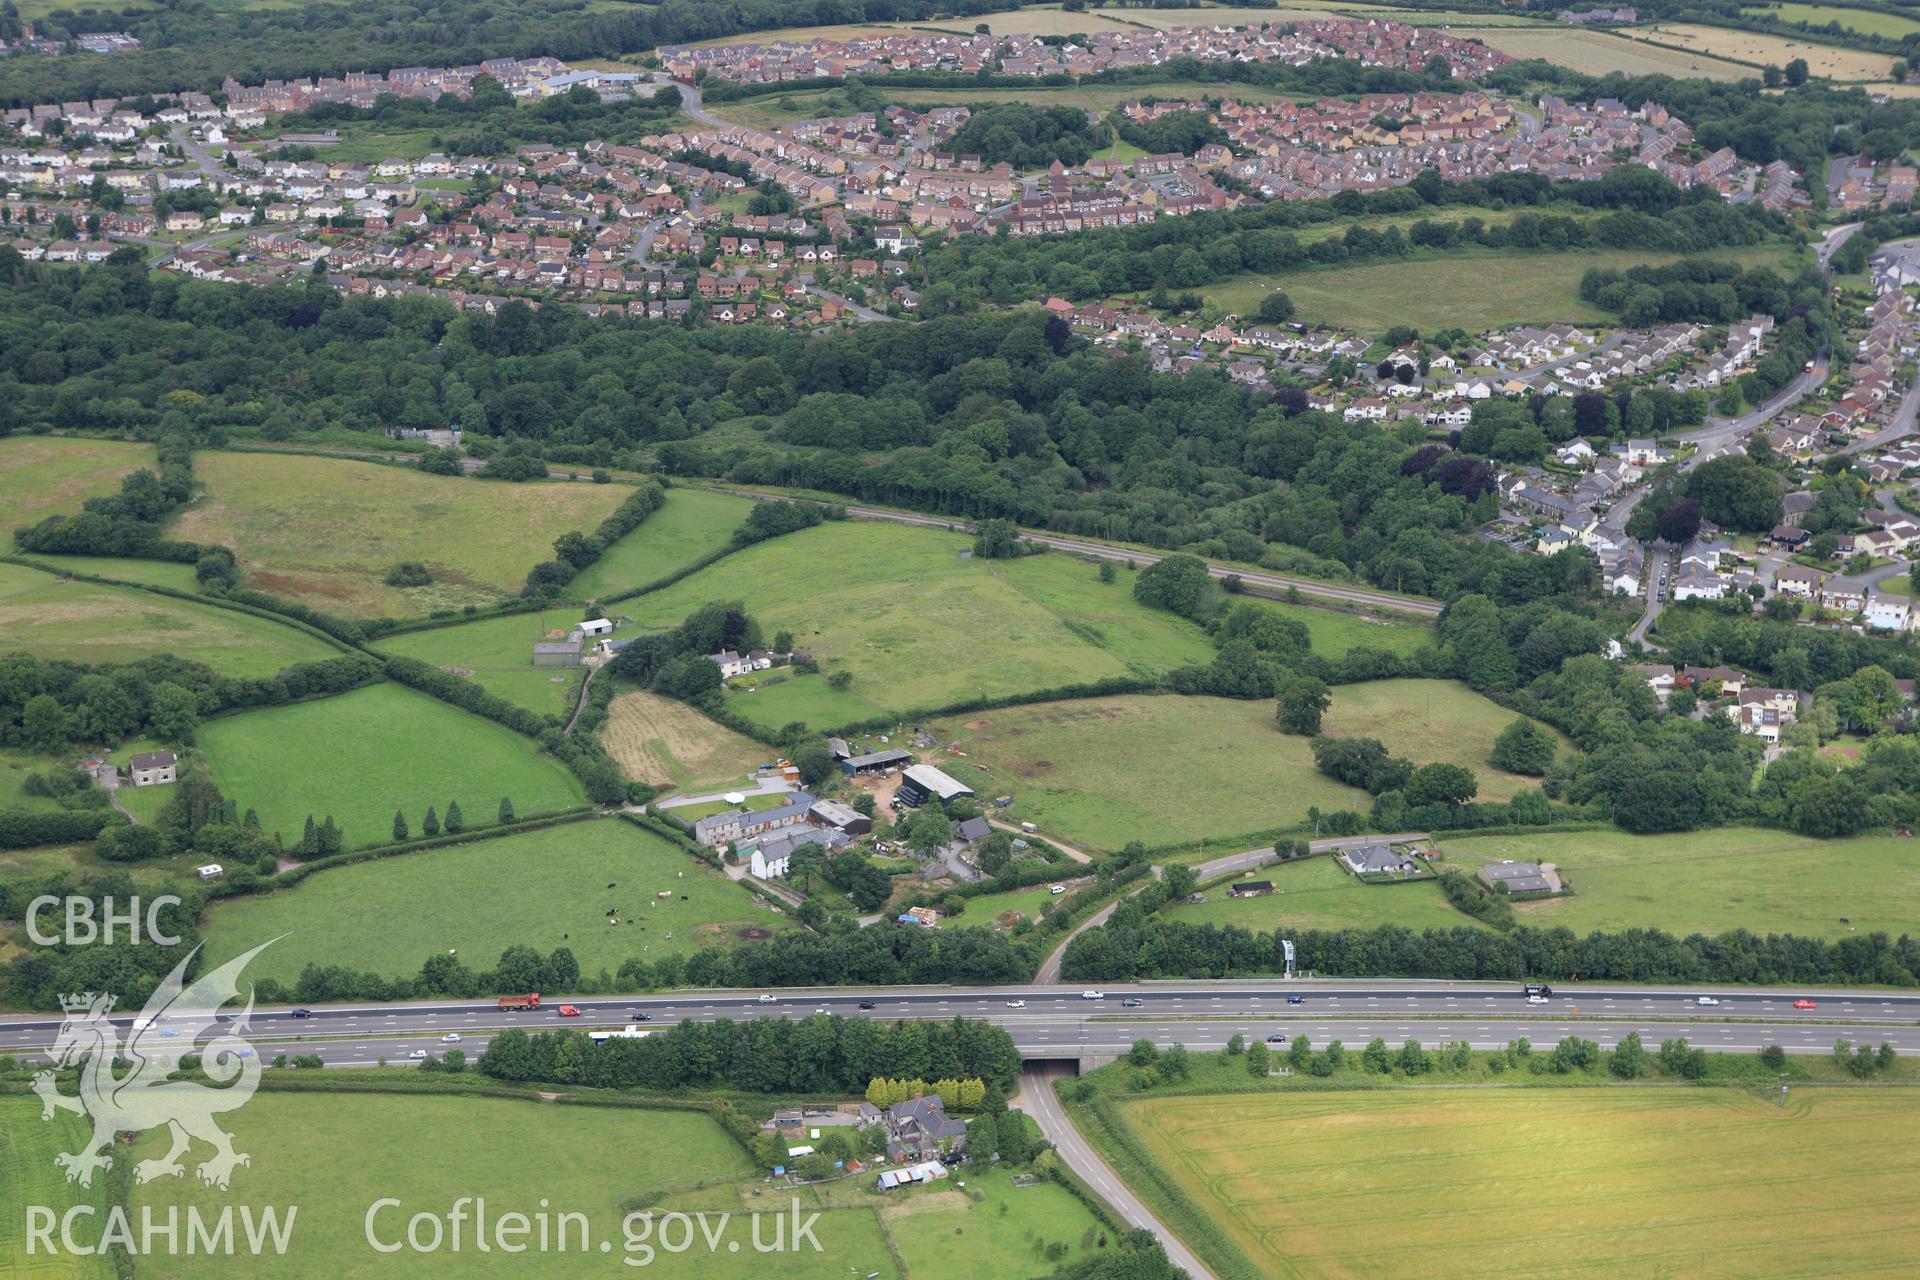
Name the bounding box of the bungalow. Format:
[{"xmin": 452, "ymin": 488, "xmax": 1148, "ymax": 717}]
[{"xmin": 1343, "ymin": 843, "xmax": 1418, "ymax": 876}]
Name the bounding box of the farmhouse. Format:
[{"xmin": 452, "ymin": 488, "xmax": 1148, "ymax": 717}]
[
  {"xmin": 1476, "ymin": 859, "xmax": 1558, "ymax": 895},
  {"xmin": 707, "ymin": 649, "xmax": 769, "ymax": 678},
  {"xmin": 896, "ymin": 763, "xmax": 973, "ymax": 807},
  {"xmin": 691, "ymin": 791, "xmax": 818, "ymax": 847},
  {"xmin": 1228, "ymin": 880, "xmax": 1274, "ymax": 898},
  {"xmin": 877, "ymin": 1093, "xmax": 967, "ymax": 1161},
  {"xmin": 128, "ymin": 750, "xmax": 177, "ymax": 786}
]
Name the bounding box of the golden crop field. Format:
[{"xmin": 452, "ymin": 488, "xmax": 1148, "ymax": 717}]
[
  {"xmin": 1640, "ymin": 24, "xmax": 1899, "ymax": 80},
  {"xmin": 1456, "ymin": 26, "xmax": 1754, "ymax": 80},
  {"xmin": 1121, "ymin": 1088, "xmax": 1920, "ymax": 1279}
]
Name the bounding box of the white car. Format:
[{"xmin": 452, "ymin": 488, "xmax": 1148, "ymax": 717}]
[
  {"xmin": 440, "ymin": 1033, "xmax": 462, "ymax": 1043},
  {"xmin": 408, "ymin": 1049, "xmax": 429, "ymax": 1060},
  {"xmin": 1005, "ymin": 1000, "xmax": 1027, "ymax": 1009},
  {"xmin": 757, "ymin": 994, "xmax": 778, "ymax": 1003},
  {"xmin": 1526, "ymin": 994, "xmax": 1549, "ymax": 1005},
  {"xmin": 1695, "ymin": 996, "xmax": 1720, "ymax": 1007},
  {"xmin": 1081, "ymin": 990, "xmax": 1104, "ymax": 1000}
]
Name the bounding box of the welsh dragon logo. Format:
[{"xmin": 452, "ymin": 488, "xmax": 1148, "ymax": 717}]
[{"xmin": 34, "ymin": 940, "xmax": 277, "ymax": 1190}]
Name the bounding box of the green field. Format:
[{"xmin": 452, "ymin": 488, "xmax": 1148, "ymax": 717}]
[
  {"xmin": 1443, "ymin": 827, "xmax": 1920, "ymax": 941},
  {"xmin": 570, "ymin": 487, "xmax": 755, "ymax": 598},
  {"xmin": 1745, "ymin": 1, "xmax": 1920, "ymax": 37},
  {"xmin": 0, "ymin": 747, "xmax": 70, "ymax": 813},
  {"xmin": 171, "ymin": 452, "xmax": 629, "ymax": 618},
  {"xmin": 601, "ymin": 689, "xmax": 771, "ymax": 794},
  {"xmin": 1165, "ymin": 854, "xmax": 1482, "ymax": 933},
  {"xmin": 931, "ymin": 695, "xmax": 1366, "ymax": 850},
  {"xmin": 1216, "ymin": 244, "xmax": 1803, "ymax": 334},
  {"xmin": 0, "ymin": 1095, "xmax": 116, "ymax": 1280},
  {"xmin": 0, "ymin": 561, "xmax": 342, "ymax": 676},
  {"xmin": 929, "ymin": 681, "xmax": 1555, "ymax": 851},
  {"xmin": 0, "ymin": 435, "xmax": 155, "ymax": 531},
  {"xmin": 0, "ymin": 840, "xmax": 209, "ymax": 891},
  {"xmin": 125, "ymin": 1091, "xmax": 810, "ymax": 1279},
  {"xmin": 195, "ymin": 682, "xmax": 585, "ymax": 849},
  {"xmin": 1237, "ymin": 598, "xmax": 1430, "ymax": 657},
  {"xmin": 202, "ymin": 816, "xmax": 784, "ymax": 983},
  {"xmin": 373, "ymin": 613, "xmax": 589, "ymax": 718},
  {"xmin": 623, "ymin": 521, "xmax": 1218, "ymax": 728},
  {"xmin": 9, "ymin": 555, "xmax": 203, "ymax": 591},
  {"xmin": 943, "ymin": 883, "xmax": 1067, "ymax": 930},
  {"xmin": 1116, "ymin": 1087, "xmax": 1920, "ymax": 1279},
  {"xmin": 1318, "ymin": 678, "xmax": 1572, "ymax": 801}
]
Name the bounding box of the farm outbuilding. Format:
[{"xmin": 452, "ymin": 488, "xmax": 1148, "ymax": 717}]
[
  {"xmin": 844, "ymin": 747, "xmax": 913, "ymax": 776},
  {"xmin": 896, "ymin": 764, "xmax": 972, "ymax": 807}
]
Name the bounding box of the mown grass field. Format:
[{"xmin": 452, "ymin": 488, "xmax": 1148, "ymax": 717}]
[
  {"xmin": 1457, "ymin": 25, "xmax": 1754, "ymax": 79},
  {"xmin": 194, "ymin": 682, "xmax": 584, "ymax": 849},
  {"xmin": 0, "ymin": 1095, "xmax": 116, "ymax": 1280},
  {"xmin": 1317, "ymin": 678, "xmax": 1571, "ymax": 802},
  {"xmin": 1443, "ymin": 827, "xmax": 1920, "ymax": 941},
  {"xmin": 931, "ymin": 695, "xmax": 1366, "ymax": 850},
  {"xmin": 603, "ymin": 688, "xmax": 771, "ymax": 793},
  {"xmin": 623, "ymin": 522, "xmax": 1218, "ymax": 728},
  {"xmin": 171, "ymin": 452, "xmax": 628, "ymax": 618},
  {"xmin": 372, "ymin": 613, "xmax": 588, "ymax": 718},
  {"xmin": 1216, "ymin": 244, "xmax": 1802, "ymax": 333},
  {"xmin": 1164, "ymin": 854, "xmax": 1481, "ymax": 933},
  {"xmin": 942, "ymin": 882, "xmax": 1069, "ymax": 930},
  {"xmin": 570, "ymin": 487, "xmax": 754, "ymax": 598},
  {"xmin": 0, "ymin": 435, "xmax": 155, "ymax": 530},
  {"xmin": 0, "ymin": 561, "xmax": 342, "ymax": 677},
  {"xmin": 1237, "ymin": 599, "xmax": 1431, "ymax": 657},
  {"xmin": 1641, "ymin": 22, "xmax": 1898, "ymax": 79},
  {"xmin": 202, "ymin": 817, "xmax": 785, "ymax": 983},
  {"xmin": 1116, "ymin": 1087, "xmax": 1920, "ymax": 1280},
  {"xmin": 1746, "ymin": 1, "xmax": 1920, "ymax": 38},
  {"xmin": 127, "ymin": 1091, "xmax": 839, "ymax": 1280},
  {"xmin": 883, "ymin": 1170, "xmax": 1108, "ymax": 1275}
]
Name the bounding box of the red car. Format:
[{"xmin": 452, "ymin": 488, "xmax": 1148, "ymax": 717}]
[
  {"xmin": 1792, "ymin": 999, "xmax": 1817, "ymax": 1010},
  {"xmin": 557, "ymin": 1004, "xmax": 581, "ymax": 1017}
]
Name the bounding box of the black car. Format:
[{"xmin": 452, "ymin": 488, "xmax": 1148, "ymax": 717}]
[
  {"xmin": 1121, "ymin": 998, "xmax": 1144, "ymax": 1008},
  {"xmin": 1287, "ymin": 995, "xmax": 1305, "ymax": 1005},
  {"xmin": 289, "ymin": 1008, "xmax": 313, "ymax": 1019},
  {"xmin": 631, "ymin": 1012, "xmax": 652, "ymax": 1022},
  {"xmin": 858, "ymin": 1001, "xmax": 876, "ymax": 1010},
  {"xmin": 1266, "ymin": 1034, "xmax": 1288, "ymax": 1044}
]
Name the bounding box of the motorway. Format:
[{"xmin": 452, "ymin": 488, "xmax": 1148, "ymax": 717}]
[{"xmin": 8, "ymin": 982, "xmax": 1916, "ymax": 1067}]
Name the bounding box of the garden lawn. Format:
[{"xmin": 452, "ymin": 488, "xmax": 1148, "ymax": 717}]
[
  {"xmin": 1318, "ymin": 678, "xmax": 1572, "ymax": 802},
  {"xmin": 1163, "ymin": 855, "xmax": 1483, "ymax": 933},
  {"xmin": 372, "ymin": 613, "xmax": 588, "ymax": 718},
  {"xmin": 945, "ymin": 883, "xmax": 1067, "ymax": 930},
  {"xmin": 201, "ymin": 816, "xmax": 786, "ymax": 983},
  {"xmin": 570, "ymin": 487, "xmax": 756, "ymax": 598},
  {"xmin": 0, "ymin": 562, "xmax": 341, "ymax": 676},
  {"xmin": 0, "ymin": 435, "xmax": 155, "ymax": 528},
  {"xmin": 1114, "ymin": 1087, "xmax": 1920, "ymax": 1280},
  {"xmin": 883, "ymin": 1170, "xmax": 1109, "ymax": 1276},
  {"xmin": 623, "ymin": 521, "xmax": 1217, "ymax": 728},
  {"xmin": 1441, "ymin": 827, "xmax": 1920, "ymax": 941},
  {"xmin": 170, "ymin": 452, "xmax": 628, "ymax": 618},
  {"xmin": 193, "ymin": 682, "xmax": 584, "ymax": 850},
  {"xmin": 127, "ymin": 1091, "xmax": 813, "ymax": 1280},
  {"xmin": 931, "ymin": 695, "xmax": 1366, "ymax": 850},
  {"xmin": 0, "ymin": 1095, "xmax": 116, "ymax": 1280},
  {"xmin": 601, "ymin": 689, "xmax": 770, "ymax": 793}
]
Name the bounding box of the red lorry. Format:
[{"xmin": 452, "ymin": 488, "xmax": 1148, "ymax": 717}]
[{"xmin": 497, "ymin": 993, "xmax": 542, "ymax": 1011}]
